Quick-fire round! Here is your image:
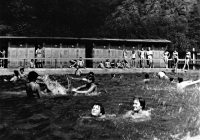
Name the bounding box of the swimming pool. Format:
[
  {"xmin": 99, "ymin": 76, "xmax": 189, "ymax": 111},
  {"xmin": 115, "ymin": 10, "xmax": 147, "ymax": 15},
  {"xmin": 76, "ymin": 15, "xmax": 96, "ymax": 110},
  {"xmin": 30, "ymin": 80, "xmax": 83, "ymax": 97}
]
[{"xmin": 0, "ymin": 73, "xmax": 199, "ymax": 140}]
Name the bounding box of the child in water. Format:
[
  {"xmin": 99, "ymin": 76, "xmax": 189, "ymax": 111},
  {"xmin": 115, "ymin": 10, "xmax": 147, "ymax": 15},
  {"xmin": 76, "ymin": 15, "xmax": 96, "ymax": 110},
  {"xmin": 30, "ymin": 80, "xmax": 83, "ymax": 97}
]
[
  {"xmin": 9, "ymin": 70, "xmax": 21, "ymax": 82},
  {"xmin": 91, "ymin": 103, "xmax": 105, "ymax": 118},
  {"xmin": 72, "ymin": 75, "xmax": 98, "ymax": 96},
  {"xmin": 4, "ymin": 67, "xmax": 26, "ymax": 82},
  {"xmin": 71, "ymin": 71, "xmax": 95, "ymax": 82},
  {"xmin": 157, "ymin": 71, "xmax": 169, "ymax": 80},
  {"xmin": 176, "ymin": 77, "xmax": 200, "ymax": 92},
  {"xmin": 19, "ymin": 67, "xmax": 26, "ymax": 79},
  {"xmin": 26, "ymin": 71, "xmax": 42, "ymax": 99},
  {"xmin": 91, "ymin": 103, "xmax": 116, "ymax": 118},
  {"xmin": 122, "ymin": 97, "xmax": 151, "ymax": 122}
]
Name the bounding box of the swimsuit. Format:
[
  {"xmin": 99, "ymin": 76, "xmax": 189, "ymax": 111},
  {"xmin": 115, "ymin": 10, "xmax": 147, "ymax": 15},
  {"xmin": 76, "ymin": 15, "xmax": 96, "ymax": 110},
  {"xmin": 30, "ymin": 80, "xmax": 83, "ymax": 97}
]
[
  {"xmin": 173, "ymin": 52, "xmax": 178, "ymax": 64},
  {"xmin": 185, "ymin": 52, "xmax": 190, "ymax": 59}
]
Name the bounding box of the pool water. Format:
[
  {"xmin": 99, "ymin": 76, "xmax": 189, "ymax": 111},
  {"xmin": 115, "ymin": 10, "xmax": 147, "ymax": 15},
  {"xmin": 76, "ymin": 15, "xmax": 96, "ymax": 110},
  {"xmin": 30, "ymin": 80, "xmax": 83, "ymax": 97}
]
[{"xmin": 0, "ymin": 73, "xmax": 200, "ymax": 140}]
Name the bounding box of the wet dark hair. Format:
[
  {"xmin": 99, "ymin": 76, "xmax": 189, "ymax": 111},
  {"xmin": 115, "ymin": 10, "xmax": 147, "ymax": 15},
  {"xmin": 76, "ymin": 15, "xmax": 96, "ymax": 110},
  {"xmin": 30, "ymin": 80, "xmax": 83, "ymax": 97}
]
[
  {"xmin": 92, "ymin": 103, "xmax": 105, "ymax": 115},
  {"xmin": 145, "ymin": 73, "xmax": 149, "ymax": 79},
  {"xmin": 178, "ymin": 77, "xmax": 183, "ymax": 83},
  {"xmin": 161, "ymin": 71, "xmax": 166, "ymax": 74},
  {"xmin": 87, "ymin": 72, "xmax": 94, "ymax": 77},
  {"xmin": 169, "ymin": 77, "xmax": 174, "ymax": 82},
  {"xmin": 14, "ymin": 70, "xmax": 19, "ymax": 77},
  {"xmin": 133, "ymin": 97, "xmax": 146, "ymax": 110},
  {"xmin": 28, "ymin": 71, "xmax": 39, "ymax": 82},
  {"xmin": 20, "ymin": 67, "xmax": 24, "ymax": 72},
  {"xmin": 88, "ymin": 75, "xmax": 95, "ymax": 83}
]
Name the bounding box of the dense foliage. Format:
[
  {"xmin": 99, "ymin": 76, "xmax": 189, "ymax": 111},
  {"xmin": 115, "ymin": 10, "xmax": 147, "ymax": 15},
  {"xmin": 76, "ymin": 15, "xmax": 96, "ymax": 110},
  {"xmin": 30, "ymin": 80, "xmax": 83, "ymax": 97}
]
[{"xmin": 0, "ymin": 0, "xmax": 200, "ymax": 50}]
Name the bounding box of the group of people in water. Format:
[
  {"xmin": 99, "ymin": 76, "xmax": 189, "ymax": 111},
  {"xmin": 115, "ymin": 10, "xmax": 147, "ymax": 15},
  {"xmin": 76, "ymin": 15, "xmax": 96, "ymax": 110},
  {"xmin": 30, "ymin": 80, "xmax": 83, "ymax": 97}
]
[
  {"xmin": 3, "ymin": 67, "xmax": 156, "ymax": 122},
  {"xmin": 4, "ymin": 64, "xmax": 200, "ymax": 123}
]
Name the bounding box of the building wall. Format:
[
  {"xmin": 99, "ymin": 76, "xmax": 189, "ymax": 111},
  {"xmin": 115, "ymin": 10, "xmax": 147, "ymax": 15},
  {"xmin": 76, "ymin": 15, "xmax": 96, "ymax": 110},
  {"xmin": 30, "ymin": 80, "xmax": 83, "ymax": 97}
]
[{"xmin": 6, "ymin": 39, "xmax": 169, "ymax": 68}]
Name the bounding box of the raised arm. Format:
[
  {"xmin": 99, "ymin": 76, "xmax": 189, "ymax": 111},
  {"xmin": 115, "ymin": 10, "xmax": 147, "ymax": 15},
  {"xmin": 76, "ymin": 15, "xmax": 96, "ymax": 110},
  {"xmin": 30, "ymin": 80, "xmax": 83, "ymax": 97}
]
[
  {"xmin": 76, "ymin": 84, "xmax": 87, "ymax": 90},
  {"xmin": 74, "ymin": 84, "xmax": 96, "ymax": 94}
]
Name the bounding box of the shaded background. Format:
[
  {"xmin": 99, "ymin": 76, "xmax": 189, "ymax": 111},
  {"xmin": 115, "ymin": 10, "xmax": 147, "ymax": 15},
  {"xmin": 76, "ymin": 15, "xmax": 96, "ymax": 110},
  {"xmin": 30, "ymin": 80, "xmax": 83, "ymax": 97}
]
[{"xmin": 1, "ymin": 0, "xmax": 200, "ymax": 51}]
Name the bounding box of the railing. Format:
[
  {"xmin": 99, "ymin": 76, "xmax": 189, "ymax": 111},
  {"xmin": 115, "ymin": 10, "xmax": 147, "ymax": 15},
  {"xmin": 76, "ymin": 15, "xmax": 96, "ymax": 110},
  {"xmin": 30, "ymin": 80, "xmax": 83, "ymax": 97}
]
[{"xmin": 0, "ymin": 57, "xmax": 199, "ymax": 70}]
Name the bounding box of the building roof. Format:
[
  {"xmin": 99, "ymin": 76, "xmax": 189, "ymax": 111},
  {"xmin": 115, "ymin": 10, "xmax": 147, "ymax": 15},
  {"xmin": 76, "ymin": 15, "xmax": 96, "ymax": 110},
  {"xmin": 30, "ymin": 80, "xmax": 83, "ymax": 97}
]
[{"xmin": 0, "ymin": 36, "xmax": 171, "ymax": 43}]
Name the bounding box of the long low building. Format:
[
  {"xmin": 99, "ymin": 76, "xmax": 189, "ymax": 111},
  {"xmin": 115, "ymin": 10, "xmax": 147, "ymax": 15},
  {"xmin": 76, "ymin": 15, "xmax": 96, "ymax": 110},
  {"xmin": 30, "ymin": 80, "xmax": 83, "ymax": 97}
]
[{"xmin": 0, "ymin": 36, "xmax": 171, "ymax": 68}]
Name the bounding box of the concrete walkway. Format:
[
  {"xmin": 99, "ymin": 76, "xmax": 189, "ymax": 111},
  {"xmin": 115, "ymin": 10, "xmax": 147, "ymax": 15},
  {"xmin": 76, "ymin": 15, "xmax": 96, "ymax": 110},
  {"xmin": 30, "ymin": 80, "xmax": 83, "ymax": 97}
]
[{"xmin": 0, "ymin": 68, "xmax": 199, "ymax": 76}]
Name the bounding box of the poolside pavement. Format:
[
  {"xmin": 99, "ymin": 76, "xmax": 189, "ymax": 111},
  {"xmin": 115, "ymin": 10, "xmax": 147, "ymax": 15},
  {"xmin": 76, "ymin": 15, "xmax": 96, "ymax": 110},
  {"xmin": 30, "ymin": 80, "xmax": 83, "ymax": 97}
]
[{"xmin": 0, "ymin": 68, "xmax": 199, "ymax": 76}]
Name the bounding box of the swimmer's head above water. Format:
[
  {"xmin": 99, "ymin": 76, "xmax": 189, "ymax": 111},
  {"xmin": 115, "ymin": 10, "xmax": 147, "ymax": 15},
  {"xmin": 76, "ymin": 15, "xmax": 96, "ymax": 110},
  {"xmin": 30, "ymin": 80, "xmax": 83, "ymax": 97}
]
[
  {"xmin": 14, "ymin": 70, "xmax": 19, "ymax": 77},
  {"xmin": 91, "ymin": 103, "xmax": 105, "ymax": 117},
  {"xmin": 20, "ymin": 67, "xmax": 24, "ymax": 73},
  {"xmin": 132, "ymin": 97, "xmax": 146, "ymax": 113},
  {"xmin": 86, "ymin": 72, "xmax": 94, "ymax": 78},
  {"xmin": 145, "ymin": 73, "xmax": 149, "ymax": 79},
  {"xmin": 28, "ymin": 71, "xmax": 39, "ymax": 82},
  {"xmin": 87, "ymin": 75, "xmax": 95, "ymax": 83},
  {"xmin": 178, "ymin": 77, "xmax": 183, "ymax": 83}
]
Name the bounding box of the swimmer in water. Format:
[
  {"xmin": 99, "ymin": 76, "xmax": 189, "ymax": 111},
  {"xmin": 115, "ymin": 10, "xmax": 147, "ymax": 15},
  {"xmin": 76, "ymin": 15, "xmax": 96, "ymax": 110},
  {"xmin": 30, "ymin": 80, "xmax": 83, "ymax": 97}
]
[
  {"xmin": 9, "ymin": 70, "xmax": 21, "ymax": 82},
  {"xmin": 157, "ymin": 71, "xmax": 169, "ymax": 80},
  {"xmin": 72, "ymin": 75, "xmax": 99, "ymax": 96},
  {"xmin": 91, "ymin": 103, "xmax": 106, "ymax": 118},
  {"xmin": 18, "ymin": 67, "xmax": 27, "ymax": 79},
  {"xmin": 91, "ymin": 103, "xmax": 116, "ymax": 119},
  {"xmin": 74, "ymin": 67, "xmax": 82, "ymax": 76},
  {"xmin": 122, "ymin": 97, "xmax": 151, "ymax": 122},
  {"xmin": 4, "ymin": 68, "xmax": 26, "ymax": 82},
  {"xmin": 143, "ymin": 73, "xmax": 150, "ymax": 83},
  {"xmin": 71, "ymin": 71, "xmax": 95, "ymax": 82},
  {"xmin": 175, "ymin": 77, "xmax": 200, "ymax": 92},
  {"xmin": 26, "ymin": 71, "xmax": 42, "ymax": 98}
]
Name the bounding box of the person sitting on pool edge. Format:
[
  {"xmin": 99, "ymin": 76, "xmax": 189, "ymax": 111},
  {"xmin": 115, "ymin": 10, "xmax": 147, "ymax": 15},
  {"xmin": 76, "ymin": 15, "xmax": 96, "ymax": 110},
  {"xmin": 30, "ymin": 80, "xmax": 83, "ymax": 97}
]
[
  {"xmin": 71, "ymin": 75, "xmax": 98, "ymax": 96},
  {"xmin": 122, "ymin": 97, "xmax": 151, "ymax": 122},
  {"xmin": 26, "ymin": 71, "xmax": 42, "ymax": 99}
]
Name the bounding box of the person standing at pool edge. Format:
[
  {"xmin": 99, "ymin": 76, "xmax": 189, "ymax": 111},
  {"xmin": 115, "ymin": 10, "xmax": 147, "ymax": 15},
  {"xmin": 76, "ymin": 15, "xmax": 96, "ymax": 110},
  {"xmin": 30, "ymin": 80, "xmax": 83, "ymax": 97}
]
[
  {"xmin": 140, "ymin": 48, "xmax": 145, "ymax": 68},
  {"xmin": 163, "ymin": 50, "xmax": 170, "ymax": 70},
  {"xmin": 35, "ymin": 45, "xmax": 43, "ymax": 68},
  {"xmin": 131, "ymin": 49, "xmax": 136, "ymax": 68},
  {"xmin": 146, "ymin": 47, "xmax": 153, "ymax": 68},
  {"xmin": 26, "ymin": 71, "xmax": 42, "ymax": 98},
  {"xmin": 173, "ymin": 49, "xmax": 179, "ymax": 72},
  {"xmin": 182, "ymin": 49, "xmax": 191, "ymax": 71}
]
